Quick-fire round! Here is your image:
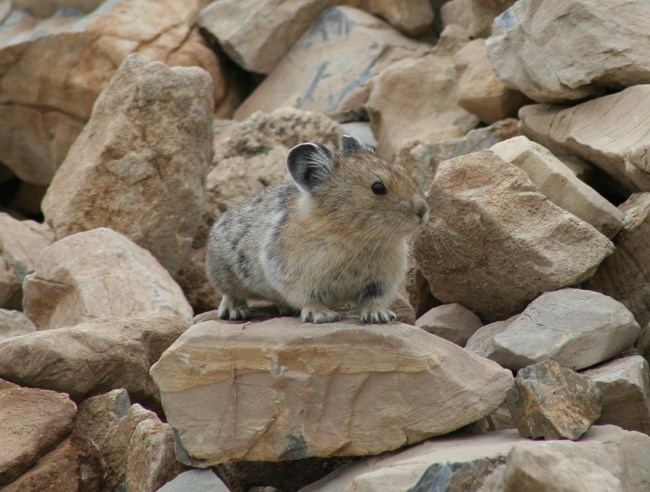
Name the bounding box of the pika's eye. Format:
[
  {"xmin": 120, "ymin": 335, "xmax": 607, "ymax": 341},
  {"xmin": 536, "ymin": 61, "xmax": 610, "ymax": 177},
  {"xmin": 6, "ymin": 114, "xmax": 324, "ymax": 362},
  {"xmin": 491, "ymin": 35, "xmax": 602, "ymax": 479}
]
[{"xmin": 371, "ymin": 181, "xmax": 387, "ymax": 195}]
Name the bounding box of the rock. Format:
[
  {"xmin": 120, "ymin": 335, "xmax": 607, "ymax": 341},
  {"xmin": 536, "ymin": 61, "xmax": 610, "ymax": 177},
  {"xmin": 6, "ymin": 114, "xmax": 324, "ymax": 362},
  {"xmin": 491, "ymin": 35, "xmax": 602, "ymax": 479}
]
[
  {"xmin": 469, "ymin": 0, "xmax": 516, "ymax": 38},
  {"xmin": 0, "ymin": 386, "xmax": 77, "ymax": 485},
  {"xmin": 486, "ymin": 0, "xmax": 650, "ymax": 103},
  {"xmin": 405, "ymin": 264, "xmax": 442, "ymax": 319},
  {"xmin": 125, "ymin": 418, "xmax": 183, "ymax": 492},
  {"xmin": 0, "ymin": 316, "xmax": 188, "ymax": 406},
  {"xmin": 2, "ymin": 437, "xmax": 102, "ymax": 492},
  {"xmin": 465, "ymin": 316, "xmax": 516, "ymax": 355},
  {"xmin": 302, "ymin": 425, "xmax": 650, "ymax": 491},
  {"xmin": 583, "ymin": 356, "xmax": 650, "ymax": 434},
  {"xmin": 415, "ymin": 303, "xmax": 483, "ymax": 346},
  {"xmin": 507, "ymin": 360, "xmax": 602, "ymax": 440},
  {"xmin": 0, "ymin": 309, "xmax": 36, "ymax": 341},
  {"xmin": 412, "ymin": 150, "xmax": 615, "ymax": 321},
  {"xmin": 519, "ymin": 85, "xmax": 650, "ymax": 193},
  {"xmin": 158, "ymin": 469, "xmax": 229, "ymax": 492},
  {"xmin": 74, "ymin": 389, "xmax": 132, "ymax": 446},
  {"xmin": 0, "ymin": 212, "xmax": 53, "ymax": 309},
  {"xmin": 42, "ymin": 54, "xmax": 213, "ymax": 276},
  {"xmin": 340, "ymin": 121, "xmax": 377, "ymax": 148},
  {"xmin": 488, "ymin": 289, "xmax": 641, "ymax": 371},
  {"xmin": 491, "ymin": 136, "xmax": 623, "ymax": 238},
  {"xmin": 198, "ymin": 0, "xmax": 434, "ymax": 75},
  {"xmin": 441, "ymin": 0, "xmax": 472, "ymax": 31},
  {"xmin": 397, "ymin": 118, "xmax": 519, "ymax": 192},
  {"xmin": 366, "ymin": 25, "xmax": 479, "ymax": 160},
  {"xmin": 455, "ymin": 39, "xmax": 528, "ymax": 124},
  {"xmin": 22, "ymin": 228, "xmax": 193, "ymax": 329},
  {"xmin": 0, "ymin": 0, "xmax": 230, "ymax": 186},
  {"xmin": 587, "ymin": 193, "xmax": 650, "ymax": 331},
  {"xmin": 234, "ymin": 7, "xmax": 429, "ymax": 121},
  {"xmin": 177, "ymin": 108, "xmax": 343, "ymax": 312},
  {"xmin": 150, "ymin": 318, "xmax": 513, "ymax": 465}
]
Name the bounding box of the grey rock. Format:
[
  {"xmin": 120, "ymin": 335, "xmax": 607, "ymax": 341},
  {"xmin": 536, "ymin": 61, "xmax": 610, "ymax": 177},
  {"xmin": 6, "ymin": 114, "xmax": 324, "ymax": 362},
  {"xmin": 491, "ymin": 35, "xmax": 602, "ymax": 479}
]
[
  {"xmin": 158, "ymin": 469, "xmax": 229, "ymax": 492},
  {"xmin": 0, "ymin": 309, "xmax": 36, "ymax": 342}
]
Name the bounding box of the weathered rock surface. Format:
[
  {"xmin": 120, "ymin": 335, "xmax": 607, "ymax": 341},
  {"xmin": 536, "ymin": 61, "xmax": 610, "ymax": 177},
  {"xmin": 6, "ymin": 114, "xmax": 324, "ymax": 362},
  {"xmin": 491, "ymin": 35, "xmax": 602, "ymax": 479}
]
[
  {"xmin": 0, "ymin": 309, "xmax": 36, "ymax": 341},
  {"xmin": 488, "ymin": 289, "xmax": 641, "ymax": 371},
  {"xmin": 22, "ymin": 228, "xmax": 193, "ymax": 329},
  {"xmin": 469, "ymin": 0, "xmax": 516, "ymax": 38},
  {"xmin": 508, "ymin": 360, "xmax": 602, "ymax": 440},
  {"xmin": 491, "ymin": 136, "xmax": 623, "ymax": 238},
  {"xmin": 151, "ymin": 318, "xmax": 513, "ymax": 465},
  {"xmin": 198, "ymin": 0, "xmax": 434, "ymax": 74},
  {"xmin": 412, "ymin": 150, "xmax": 615, "ymax": 321},
  {"xmin": 302, "ymin": 425, "xmax": 650, "ymax": 491},
  {"xmin": 583, "ymin": 356, "xmax": 650, "ymax": 434},
  {"xmin": 441, "ymin": 0, "xmax": 472, "ymax": 31},
  {"xmin": 74, "ymin": 389, "xmax": 132, "ymax": 445},
  {"xmin": 42, "ymin": 54, "xmax": 213, "ymax": 276},
  {"xmin": 367, "ymin": 25, "xmax": 479, "ymax": 160},
  {"xmin": 235, "ymin": 7, "xmax": 428, "ymax": 120},
  {"xmin": 415, "ymin": 303, "xmax": 482, "ymax": 346},
  {"xmin": 158, "ymin": 469, "xmax": 229, "ymax": 492},
  {"xmin": 486, "ymin": 0, "xmax": 650, "ymax": 103},
  {"xmin": 0, "ymin": 386, "xmax": 77, "ymax": 485},
  {"xmin": 0, "ymin": 316, "xmax": 188, "ymax": 405},
  {"xmin": 0, "ymin": 0, "xmax": 229, "ymax": 186},
  {"xmin": 465, "ymin": 316, "xmax": 516, "ymax": 355},
  {"xmin": 397, "ymin": 118, "xmax": 519, "ymax": 192},
  {"xmin": 588, "ymin": 193, "xmax": 650, "ymax": 332},
  {"xmin": 519, "ymin": 85, "xmax": 650, "ymax": 193},
  {"xmin": 0, "ymin": 212, "xmax": 53, "ymax": 309},
  {"xmin": 455, "ymin": 39, "xmax": 528, "ymax": 124}
]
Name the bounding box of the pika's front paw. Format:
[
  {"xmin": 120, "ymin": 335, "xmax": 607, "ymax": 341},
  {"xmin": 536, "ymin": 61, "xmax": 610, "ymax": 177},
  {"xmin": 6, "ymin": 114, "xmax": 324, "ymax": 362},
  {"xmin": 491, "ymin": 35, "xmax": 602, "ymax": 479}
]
[
  {"xmin": 360, "ymin": 309, "xmax": 396, "ymax": 324},
  {"xmin": 217, "ymin": 296, "xmax": 250, "ymax": 320},
  {"xmin": 301, "ymin": 307, "xmax": 341, "ymax": 324}
]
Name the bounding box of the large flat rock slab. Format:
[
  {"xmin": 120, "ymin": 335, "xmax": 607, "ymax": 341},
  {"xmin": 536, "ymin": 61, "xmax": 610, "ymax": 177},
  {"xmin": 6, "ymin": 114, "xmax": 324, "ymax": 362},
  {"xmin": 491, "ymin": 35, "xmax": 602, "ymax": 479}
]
[{"xmin": 150, "ymin": 318, "xmax": 513, "ymax": 465}]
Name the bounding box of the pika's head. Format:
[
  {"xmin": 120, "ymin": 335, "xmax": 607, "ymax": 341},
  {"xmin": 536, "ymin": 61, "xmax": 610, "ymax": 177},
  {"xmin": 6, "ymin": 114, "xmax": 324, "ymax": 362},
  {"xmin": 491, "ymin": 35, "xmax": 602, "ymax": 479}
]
[{"xmin": 287, "ymin": 135, "xmax": 429, "ymax": 236}]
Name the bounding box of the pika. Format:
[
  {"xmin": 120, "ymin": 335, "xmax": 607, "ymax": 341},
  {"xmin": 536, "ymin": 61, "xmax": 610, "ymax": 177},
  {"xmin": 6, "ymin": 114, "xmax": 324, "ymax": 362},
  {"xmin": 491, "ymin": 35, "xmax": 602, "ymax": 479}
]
[{"xmin": 206, "ymin": 135, "xmax": 429, "ymax": 323}]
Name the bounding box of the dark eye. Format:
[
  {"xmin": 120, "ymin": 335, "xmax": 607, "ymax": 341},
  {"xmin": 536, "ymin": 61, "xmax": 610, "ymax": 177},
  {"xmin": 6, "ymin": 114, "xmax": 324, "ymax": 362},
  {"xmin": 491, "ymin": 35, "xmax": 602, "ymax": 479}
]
[{"xmin": 371, "ymin": 181, "xmax": 387, "ymax": 195}]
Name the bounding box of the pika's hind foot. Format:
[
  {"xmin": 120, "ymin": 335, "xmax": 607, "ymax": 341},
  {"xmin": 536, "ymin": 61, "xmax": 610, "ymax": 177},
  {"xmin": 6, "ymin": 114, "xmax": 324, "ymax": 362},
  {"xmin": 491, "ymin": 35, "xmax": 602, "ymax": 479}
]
[
  {"xmin": 360, "ymin": 309, "xmax": 396, "ymax": 324},
  {"xmin": 217, "ymin": 296, "xmax": 250, "ymax": 320},
  {"xmin": 301, "ymin": 304, "xmax": 341, "ymax": 324}
]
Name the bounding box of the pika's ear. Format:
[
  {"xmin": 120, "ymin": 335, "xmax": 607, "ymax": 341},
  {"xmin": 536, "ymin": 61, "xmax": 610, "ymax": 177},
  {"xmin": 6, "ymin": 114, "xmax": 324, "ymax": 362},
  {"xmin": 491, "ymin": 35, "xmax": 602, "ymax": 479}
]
[
  {"xmin": 287, "ymin": 143, "xmax": 336, "ymax": 193},
  {"xmin": 340, "ymin": 135, "xmax": 368, "ymax": 156}
]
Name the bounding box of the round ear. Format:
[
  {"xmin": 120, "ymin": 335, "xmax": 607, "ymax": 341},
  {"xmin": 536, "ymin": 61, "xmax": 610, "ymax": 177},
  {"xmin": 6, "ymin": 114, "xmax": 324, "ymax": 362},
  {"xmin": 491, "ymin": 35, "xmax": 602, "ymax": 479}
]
[
  {"xmin": 340, "ymin": 135, "xmax": 367, "ymax": 156},
  {"xmin": 287, "ymin": 143, "xmax": 335, "ymax": 193}
]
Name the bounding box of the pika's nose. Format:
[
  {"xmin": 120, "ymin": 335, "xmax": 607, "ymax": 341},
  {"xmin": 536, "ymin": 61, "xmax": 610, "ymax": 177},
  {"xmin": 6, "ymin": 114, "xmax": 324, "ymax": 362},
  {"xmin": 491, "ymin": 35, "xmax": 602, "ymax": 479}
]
[{"xmin": 415, "ymin": 199, "xmax": 429, "ymax": 223}]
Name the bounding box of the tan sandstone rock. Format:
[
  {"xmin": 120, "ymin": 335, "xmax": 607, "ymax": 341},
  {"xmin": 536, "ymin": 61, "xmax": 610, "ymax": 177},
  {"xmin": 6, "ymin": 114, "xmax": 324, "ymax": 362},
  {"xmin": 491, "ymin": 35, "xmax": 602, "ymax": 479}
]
[
  {"xmin": 0, "ymin": 0, "xmax": 229, "ymax": 186},
  {"xmin": 415, "ymin": 303, "xmax": 483, "ymax": 347},
  {"xmin": 150, "ymin": 318, "xmax": 513, "ymax": 465},
  {"xmin": 486, "ymin": 0, "xmax": 650, "ymax": 103},
  {"xmin": 587, "ymin": 193, "xmax": 650, "ymax": 331},
  {"xmin": 198, "ymin": 0, "xmax": 434, "ymax": 75},
  {"xmin": 367, "ymin": 25, "xmax": 479, "ymax": 160},
  {"xmin": 0, "ymin": 386, "xmax": 77, "ymax": 485},
  {"xmin": 42, "ymin": 54, "xmax": 213, "ymax": 276},
  {"xmin": 234, "ymin": 7, "xmax": 429, "ymax": 121},
  {"xmin": 519, "ymin": 86, "xmax": 650, "ymax": 193},
  {"xmin": 23, "ymin": 228, "xmax": 193, "ymax": 329},
  {"xmin": 302, "ymin": 425, "xmax": 650, "ymax": 492},
  {"xmin": 491, "ymin": 136, "xmax": 623, "ymax": 238},
  {"xmin": 469, "ymin": 0, "xmax": 516, "ymax": 38},
  {"xmin": 454, "ymin": 39, "xmax": 528, "ymax": 124},
  {"xmin": 507, "ymin": 360, "xmax": 602, "ymax": 440},
  {"xmin": 412, "ymin": 150, "xmax": 615, "ymax": 321},
  {"xmin": 0, "ymin": 309, "xmax": 36, "ymax": 341},
  {"xmin": 441, "ymin": 0, "xmax": 472, "ymax": 31},
  {"xmin": 583, "ymin": 356, "xmax": 650, "ymax": 434},
  {"xmin": 0, "ymin": 316, "xmax": 188, "ymax": 406},
  {"xmin": 0, "ymin": 212, "xmax": 53, "ymax": 309}
]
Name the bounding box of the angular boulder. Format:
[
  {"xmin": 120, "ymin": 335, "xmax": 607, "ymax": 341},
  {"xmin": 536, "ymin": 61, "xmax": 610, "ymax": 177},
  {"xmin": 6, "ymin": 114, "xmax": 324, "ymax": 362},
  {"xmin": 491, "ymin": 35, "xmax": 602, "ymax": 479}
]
[
  {"xmin": 507, "ymin": 360, "xmax": 602, "ymax": 440},
  {"xmin": 0, "ymin": 309, "xmax": 36, "ymax": 342},
  {"xmin": 0, "ymin": 316, "xmax": 188, "ymax": 406},
  {"xmin": 158, "ymin": 470, "xmax": 229, "ymax": 492},
  {"xmin": 519, "ymin": 86, "xmax": 650, "ymax": 193},
  {"xmin": 491, "ymin": 136, "xmax": 623, "ymax": 238},
  {"xmin": 0, "ymin": 213, "xmax": 53, "ymax": 309},
  {"xmin": 42, "ymin": 54, "xmax": 213, "ymax": 276},
  {"xmin": 22, "ymin": 228, "xmax": 193, "ymax": 329},
  {"xmin": 412, "ymin": 150, "xmax": 615, "ymax": 321},
  {"xmin": 151, "ymin": 318, "xmax": 513, "ymax": 465},
  {"xmin": 235, "ymin": 7, "xmax": 428, "ymax": 120},
  {"xmin": 488, "ymin": 289, "xmax": 641, "ymax": 371},
  {"xmin": 0, "ymin": 0, "xmax": 228, "ymax": 186},
  {"xmin": 587, "ymin": 193, "xmax": 650, "ymax": 330},
  {"xmin": 583, "ymin": 356, "xmax": 650, "ymax": 434},
  {"xmin": 486, "ymin": 0, "xmax": 650, "ymax": 103},
  {"xmin": 415, "ymin": 303, "xmax": 483, "ymax": 347}
]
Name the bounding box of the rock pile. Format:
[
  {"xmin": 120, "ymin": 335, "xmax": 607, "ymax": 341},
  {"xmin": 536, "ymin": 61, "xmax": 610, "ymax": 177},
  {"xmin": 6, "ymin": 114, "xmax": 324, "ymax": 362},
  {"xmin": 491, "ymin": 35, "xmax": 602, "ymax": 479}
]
[{"xmin": 2, "ymin": 0, "xmax": 650, "ymax": 490}]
